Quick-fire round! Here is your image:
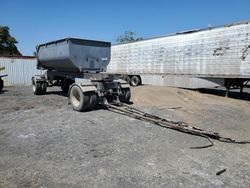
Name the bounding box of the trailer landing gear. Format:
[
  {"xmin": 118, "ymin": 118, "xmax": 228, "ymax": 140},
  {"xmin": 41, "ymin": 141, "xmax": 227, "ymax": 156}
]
[{"xmin": 224, "ymin": 78, "xmax": 248, "ymax": 97}]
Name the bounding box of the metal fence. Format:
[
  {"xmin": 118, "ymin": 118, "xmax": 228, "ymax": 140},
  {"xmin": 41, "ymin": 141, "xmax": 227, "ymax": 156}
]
[{"xmin": 0, "ymin": 56, "xmax": 44, "ymax": 86}]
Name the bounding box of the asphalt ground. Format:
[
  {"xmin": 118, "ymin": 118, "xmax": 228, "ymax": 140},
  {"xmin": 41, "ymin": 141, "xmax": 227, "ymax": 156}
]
[{"xmin": 0, "ymin": 85, "xmax": 250, "ymax": 187}]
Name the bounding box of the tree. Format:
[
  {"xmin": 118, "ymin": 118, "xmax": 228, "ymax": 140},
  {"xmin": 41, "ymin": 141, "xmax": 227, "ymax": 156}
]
[
  {"xmin": 116, "ymin": 31, "xmax": 143, "ymax": 44},
  {"xmin": 0, "ymin": 26, "xmax": 21, "ymax": 56}
]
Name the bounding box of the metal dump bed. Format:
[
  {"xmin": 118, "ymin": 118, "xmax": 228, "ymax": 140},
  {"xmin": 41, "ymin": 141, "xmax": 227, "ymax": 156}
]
[{"xmin": 37, "ymin": 38, "xmax": 111, "ymax": 72}]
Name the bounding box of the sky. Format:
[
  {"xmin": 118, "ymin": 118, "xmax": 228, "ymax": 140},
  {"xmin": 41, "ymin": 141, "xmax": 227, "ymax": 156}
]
[{"xmin": 1, "ymin": 0, "xmax": 250, "ymax": 55}]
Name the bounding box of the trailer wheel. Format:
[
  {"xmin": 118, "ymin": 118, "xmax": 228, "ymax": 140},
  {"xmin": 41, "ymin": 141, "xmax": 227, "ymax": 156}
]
[
  {"xmin": 41, "ymin": 82, "xmax": 47, "ymax": 94},
  {"xmin": 0, "ymin": 78, "xmax": 3, "ymax": 92},
  {"xmin": 130, "ymin": 76, "xmax": 141, "ymax": 87},
  {"xmin": 119, "ymin": 88, "xmax": 131, "ymax": 103},
  {"xmin": 32, "ymin": 78, "xmax": 46, "ymax": 95},
  {"xmin": 124, "ymin": 75, "xmax": 131, "ymax": 84},
  {"xmin": 70, "ymin": 85, "xmax": 91, "ymax": 112},
  {"xmin": 33, "ymin": 82, "xmax": 42, "ymax": 95},
  {"xmin": 89, "ymin": 92, "xmax": 97, "ymax": 109},
  {"xmin": 32, "ymin": 78, "xmax": 42, "ymax": 95}
]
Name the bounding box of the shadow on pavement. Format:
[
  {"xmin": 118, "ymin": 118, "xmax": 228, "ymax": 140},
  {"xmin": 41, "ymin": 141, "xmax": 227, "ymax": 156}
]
[
  {"xmin": 0, "ymin": 89, "xmax": 8, "ymax": 94},
  {"xmin": 44, "ymin": 91, "xmax": 68, "ymax": 97},
  {"xmin": 198, "ymin": 88, "xmax": 250, "ymax": 101}
]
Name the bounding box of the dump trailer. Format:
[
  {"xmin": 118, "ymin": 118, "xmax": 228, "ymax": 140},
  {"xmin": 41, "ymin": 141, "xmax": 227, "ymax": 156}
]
[
  {"xmin": 107, "ymin": 21, "xmax": 250, "ymax": 95},
  {"xmin": 32, "ymin": 38, "xmax": 130, "ymax": 111}
]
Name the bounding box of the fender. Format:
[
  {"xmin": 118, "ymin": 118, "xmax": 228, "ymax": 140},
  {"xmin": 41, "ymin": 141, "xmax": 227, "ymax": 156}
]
[
  {"xmin": 69, "ymin": 78, "xmax": 97, "ymax": 93},
  {"xmin": 32, "ymin": 75, "xmax": 47, "ymax": 82},
  {"xmin": 117, "ymin": 79, "xmax": 130, "ymax": 88}
]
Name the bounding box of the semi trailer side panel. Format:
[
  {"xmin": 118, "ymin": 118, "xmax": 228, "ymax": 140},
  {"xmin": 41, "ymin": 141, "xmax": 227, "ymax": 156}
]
[
  {"xmin": 139, "ymin": 75, "xmax": 224, "ymax": 89},
  {"xmin": 108, "ymin": 21, "xmax": 250, "ymax": 79}
]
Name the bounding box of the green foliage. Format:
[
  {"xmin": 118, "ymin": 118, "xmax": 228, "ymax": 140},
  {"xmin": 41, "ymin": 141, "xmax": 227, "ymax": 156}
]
[
  {"xmin": 0, "ymin": 26, "xmax": 21, "ymax": 56},
  {"xmin": 116, "ymin": 31, "xmax": 143, "ymax": 44}
]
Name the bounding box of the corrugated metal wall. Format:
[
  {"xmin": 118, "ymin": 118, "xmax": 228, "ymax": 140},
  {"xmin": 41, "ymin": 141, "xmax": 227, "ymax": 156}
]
[{"xmin": 0, "ymin": 56, "xmax": 44, "ymax": 86}]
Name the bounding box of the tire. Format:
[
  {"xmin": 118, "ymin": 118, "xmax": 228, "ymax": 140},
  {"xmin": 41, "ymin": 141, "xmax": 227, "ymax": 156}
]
[
  {"xmin": 32, "ymin": 78, "xmax": 42, "ymax": 95},
  {"xmin": 124, "ymin": 75, "xmax": 131, "ymax": 84},
  {"xmin": 69, "ymin": 85, "xmax": 92, "ymax": 112},
  {"xmin": 41, "ymin": 82, "xmax": 47, "ymax": 94},
  {"xmin": 89, "ymin": 92, "xmax": 97, "ymax": 109},
  {"xmin": 32, "ymin": 78, "xmax": 46, "ymax": 95},
  {"xmin": 130, "ymin": 75, "xmax": 141, "ymax": 87},
  {"xmin": 119, "ymin": 88, "xmax": 131, "ymax": 103},
  {"xmin": 0, "ymin": 78, "xmax": 3, "ymax": 92}
]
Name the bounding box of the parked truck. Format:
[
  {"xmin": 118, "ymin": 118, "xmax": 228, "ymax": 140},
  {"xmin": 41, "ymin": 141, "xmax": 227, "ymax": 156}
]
[
  {"xmin": 32, "ymin": 38, "xmax": 131, "ymax": 111},
  {"xmin": 107, "ymin": 21, "xmax": 250, "ymax": 95}
]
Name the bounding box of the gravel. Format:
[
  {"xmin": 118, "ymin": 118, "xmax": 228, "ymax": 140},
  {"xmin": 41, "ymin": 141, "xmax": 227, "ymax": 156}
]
[{"xmin": 0, "ymin": 86, "xmax": 250, "ymax": 187}]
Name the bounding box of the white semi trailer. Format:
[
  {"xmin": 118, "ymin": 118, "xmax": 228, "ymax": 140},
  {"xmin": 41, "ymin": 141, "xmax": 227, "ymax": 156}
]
[{"xmin": 107, "ymin": 21, "xmax": 250, "ymax": 95}]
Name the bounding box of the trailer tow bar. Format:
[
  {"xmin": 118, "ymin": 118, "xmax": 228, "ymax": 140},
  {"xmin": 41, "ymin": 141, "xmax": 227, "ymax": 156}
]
[{"xmin": 103, "ymin": 102, "xmax": 250, "ymax": 149}]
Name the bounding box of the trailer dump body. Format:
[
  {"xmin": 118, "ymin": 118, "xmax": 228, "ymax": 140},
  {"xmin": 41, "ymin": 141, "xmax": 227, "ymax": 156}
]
[
  {"xmin": 108, "ymin": 21, "xmax": 250, "ymax": 78},
  {"xmin": 37, "ymin": 38, "xmax": 111, "ymax": 72},
  {"xmin": 32, "ymin": 38, "xmax": 130, "ymax": 111}
]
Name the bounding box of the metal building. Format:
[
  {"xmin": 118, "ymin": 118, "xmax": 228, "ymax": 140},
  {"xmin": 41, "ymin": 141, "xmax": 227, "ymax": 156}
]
[{"xmin": 0, "ymin": 56, "xmax": 44, "ymax": 86}]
